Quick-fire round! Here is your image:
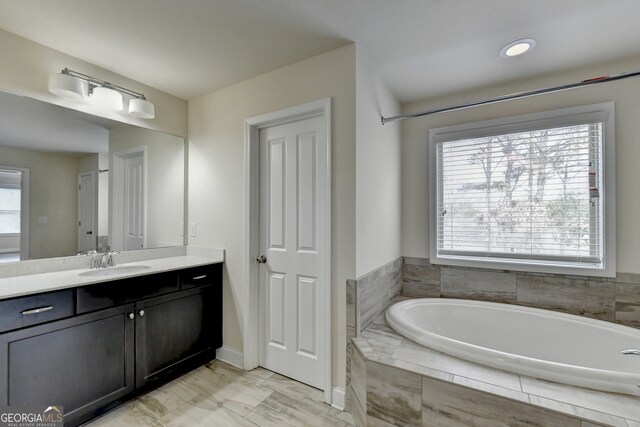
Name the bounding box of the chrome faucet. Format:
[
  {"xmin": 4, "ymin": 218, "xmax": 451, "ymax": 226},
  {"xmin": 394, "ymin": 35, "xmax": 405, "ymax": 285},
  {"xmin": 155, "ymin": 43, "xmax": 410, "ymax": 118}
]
[
  {"xmin": 90, "ymin": 253, "xmax": 102, "ymax": 269},
  {"xmin": 90, "ymin": 251, "xmax": 118, "ymax": 269},
  {"xmin": 100, "ymin": 251, "xmax": 118, "ymax": 268}
]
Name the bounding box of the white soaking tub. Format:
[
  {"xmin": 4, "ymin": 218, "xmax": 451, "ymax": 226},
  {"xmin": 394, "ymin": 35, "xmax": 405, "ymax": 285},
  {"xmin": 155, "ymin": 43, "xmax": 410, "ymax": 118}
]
[{"xmin": 386, "ymin": 298, "xmax": 640, "ymax": 396}]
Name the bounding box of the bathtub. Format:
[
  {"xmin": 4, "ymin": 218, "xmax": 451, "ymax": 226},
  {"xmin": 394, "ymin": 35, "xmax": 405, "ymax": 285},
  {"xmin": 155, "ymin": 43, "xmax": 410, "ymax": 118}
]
[{"xmin": 386, "ymin": 298, "xmax": 640, "ymax": 396}]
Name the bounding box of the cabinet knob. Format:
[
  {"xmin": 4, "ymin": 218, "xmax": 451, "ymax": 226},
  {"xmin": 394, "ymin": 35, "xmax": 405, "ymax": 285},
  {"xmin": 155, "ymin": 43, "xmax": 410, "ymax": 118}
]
[
  {"xmin": 128, "ymin": 313, "xmax": 135, "ymax": 320},
  {"xmin": 138, "ymin": 310, "xmax": 145, "ymax": 317}
]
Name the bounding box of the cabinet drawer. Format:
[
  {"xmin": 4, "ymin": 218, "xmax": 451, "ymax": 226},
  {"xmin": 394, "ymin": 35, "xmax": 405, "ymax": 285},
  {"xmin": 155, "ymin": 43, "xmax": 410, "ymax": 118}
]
[
  {"xmin": 180, "ymin": 264, "xmax": 221, "ymax": 289},
  {"xmin": 0, "ymin": 290, "xmax": 74, "ymax": 333},
  {"xmin": 76, "ymin": 272, "xmax": 179, "ymax": 314}
]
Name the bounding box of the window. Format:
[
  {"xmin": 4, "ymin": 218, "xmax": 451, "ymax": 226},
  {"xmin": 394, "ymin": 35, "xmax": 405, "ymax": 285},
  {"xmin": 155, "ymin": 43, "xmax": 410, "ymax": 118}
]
[{"xmin": 429, "ymin": 103, "xmax": 615, "ymax": 277}]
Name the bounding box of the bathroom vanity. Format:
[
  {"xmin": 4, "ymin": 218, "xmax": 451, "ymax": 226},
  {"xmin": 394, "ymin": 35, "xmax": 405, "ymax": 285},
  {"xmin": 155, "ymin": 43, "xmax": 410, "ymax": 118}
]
[{"xmin": 0, "ymin": 255, "xmax": 223, "ymax": 427}]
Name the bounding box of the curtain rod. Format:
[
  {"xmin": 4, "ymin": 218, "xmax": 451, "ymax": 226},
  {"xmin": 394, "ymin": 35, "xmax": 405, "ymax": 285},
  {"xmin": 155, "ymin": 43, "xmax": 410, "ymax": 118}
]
[{"xmin": 381, "ymin": 70, "xmax": 640, "ymax": 125}]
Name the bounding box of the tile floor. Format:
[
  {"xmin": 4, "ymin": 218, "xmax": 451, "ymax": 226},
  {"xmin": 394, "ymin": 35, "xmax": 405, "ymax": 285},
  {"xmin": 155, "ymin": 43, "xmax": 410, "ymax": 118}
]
[{"xmin": 87, "ymin": 360, "xmax": 354, "ymax": 427}]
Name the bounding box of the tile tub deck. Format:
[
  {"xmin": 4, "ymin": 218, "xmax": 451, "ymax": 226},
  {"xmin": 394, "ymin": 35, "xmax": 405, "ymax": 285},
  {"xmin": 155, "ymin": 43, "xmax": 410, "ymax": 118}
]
[{"xmin": 350, "ymin": 309, "xmax": 640, "ymax": 426}]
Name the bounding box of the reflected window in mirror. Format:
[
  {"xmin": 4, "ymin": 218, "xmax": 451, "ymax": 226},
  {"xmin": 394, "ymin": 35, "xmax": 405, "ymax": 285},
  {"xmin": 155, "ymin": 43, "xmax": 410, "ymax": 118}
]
[{"xmin": 0, "ymin": 169, "xmax": 22, "ymax": 263}]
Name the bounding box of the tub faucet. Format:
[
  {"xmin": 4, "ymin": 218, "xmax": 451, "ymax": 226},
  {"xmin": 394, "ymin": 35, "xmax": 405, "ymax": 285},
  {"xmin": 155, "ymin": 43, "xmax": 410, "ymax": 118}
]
[{"xmin": 622, "ymin": 349, "xmax": 640, "ymax": 356}]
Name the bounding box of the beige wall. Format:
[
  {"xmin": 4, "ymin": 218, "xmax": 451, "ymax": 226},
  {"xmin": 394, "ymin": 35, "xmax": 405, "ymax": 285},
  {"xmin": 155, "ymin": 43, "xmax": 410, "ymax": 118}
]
[
  {"xmin": 188, "ymin": 44, "xmax": 356, "ymax": 388},
  {"xmin": 0, "ymin": 145, "xmax": 79, "ymax": 259},
  {"xmin": 109, "ymin": 125, "xmax": 185, "ymax": 249},
  {"xmin": 401, "ymin": 56, "xmax": 640, "ymax": 274},
  {"xmin": 0, "ymin": 28, "xmax": 188, "ymax": 138},
  {"xmin": 355, "ymin": 48, "xmax": 402, "ymax": 278}
]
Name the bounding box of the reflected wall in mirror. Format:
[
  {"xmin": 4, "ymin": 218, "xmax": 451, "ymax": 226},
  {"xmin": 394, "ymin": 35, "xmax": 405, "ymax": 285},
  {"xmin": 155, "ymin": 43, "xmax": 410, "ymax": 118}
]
[{"xmin": 0, "ymin": 91, "xmax": 185, "ymax": 262}]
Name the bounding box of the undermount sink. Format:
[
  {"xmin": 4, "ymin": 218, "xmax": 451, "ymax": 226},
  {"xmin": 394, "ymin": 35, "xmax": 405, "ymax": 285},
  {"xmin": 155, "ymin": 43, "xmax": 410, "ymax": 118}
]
[{"xmin": 79, "ymin": 265, "xmax": 152, "ymax": 277}]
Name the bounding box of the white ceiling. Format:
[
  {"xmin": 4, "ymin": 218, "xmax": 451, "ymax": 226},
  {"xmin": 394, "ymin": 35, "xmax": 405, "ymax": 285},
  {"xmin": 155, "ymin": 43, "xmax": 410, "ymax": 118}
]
[{"xmin": 0, "ymin": 0, "xmax": 640, "ymax": 102}]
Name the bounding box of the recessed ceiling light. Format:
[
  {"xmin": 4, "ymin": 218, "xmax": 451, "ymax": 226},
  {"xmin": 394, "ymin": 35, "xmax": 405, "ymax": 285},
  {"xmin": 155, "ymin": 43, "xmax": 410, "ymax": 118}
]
[{"xmin": 500, "ymin": 38, "xmax": 536, "ymax": 58}]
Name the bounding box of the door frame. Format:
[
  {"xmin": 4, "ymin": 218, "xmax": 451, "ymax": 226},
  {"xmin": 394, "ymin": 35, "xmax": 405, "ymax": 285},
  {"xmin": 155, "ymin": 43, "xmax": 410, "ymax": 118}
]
[
  {"xmin": 0, "ymin": 165, "xmax": 29, "ymax": 260},
  {"xmin": 111, "ymin": 146, "xmax": 147, "ymax": 252},
  {"xmin": 243, "ymin": 98, "xmax": 332, "ymax": 403},
  {"xmin": 77, "ymin": 170, "xmax": 96, "ymax": 251}
]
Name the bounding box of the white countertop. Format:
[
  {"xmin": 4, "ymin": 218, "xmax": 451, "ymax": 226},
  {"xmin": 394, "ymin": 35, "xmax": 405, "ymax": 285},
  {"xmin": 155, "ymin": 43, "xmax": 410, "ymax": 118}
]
[{"xmin": 0, "ymin": 254, "xmax": 223, "ymax": 300}]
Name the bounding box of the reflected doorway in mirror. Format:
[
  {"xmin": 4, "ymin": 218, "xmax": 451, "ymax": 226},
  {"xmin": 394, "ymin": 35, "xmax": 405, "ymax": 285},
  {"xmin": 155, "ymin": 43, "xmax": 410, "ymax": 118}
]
[
  {"xmin": 112, "ymin": 146, "xmax": 146, "ymax": 252},
  {"xmin": 77, "ymin": 171, "xmax": 96, "ymax": 253}
]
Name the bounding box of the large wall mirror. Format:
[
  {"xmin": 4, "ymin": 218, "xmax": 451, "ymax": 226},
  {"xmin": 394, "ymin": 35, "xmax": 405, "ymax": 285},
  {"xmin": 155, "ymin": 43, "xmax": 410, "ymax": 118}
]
[{"xmin": 0, "ymin": 91, "xmax": 185, "ymax": 263}]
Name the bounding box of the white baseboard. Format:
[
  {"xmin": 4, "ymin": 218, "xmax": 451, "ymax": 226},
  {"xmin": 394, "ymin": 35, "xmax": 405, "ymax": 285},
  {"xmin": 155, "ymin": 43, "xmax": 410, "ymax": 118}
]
[
  {"xmin": 331, "ymin": 386, "xmax": 346, "ymax": 411},
  {"xmin": 216, "ymin": 346, "xmax": 244, "ymax": 369}
]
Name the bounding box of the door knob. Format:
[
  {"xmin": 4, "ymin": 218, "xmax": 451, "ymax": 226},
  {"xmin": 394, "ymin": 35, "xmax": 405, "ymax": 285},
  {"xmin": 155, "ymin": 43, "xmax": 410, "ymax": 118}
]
[{"xmin": 256, "ymin": 255, "xmax": 267, "ymax": 264}]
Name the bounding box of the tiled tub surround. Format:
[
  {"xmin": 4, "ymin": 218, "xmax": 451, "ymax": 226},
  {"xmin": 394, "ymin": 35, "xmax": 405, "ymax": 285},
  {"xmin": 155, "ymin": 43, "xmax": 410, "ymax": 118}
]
[
  {"xmin": 386, "ymin": 298, "xmax": 640, "ymax": 397},
  {"xmin": 346, "ymin": 257, "xmax": 403, "ymax": 410},
  {"xmin": 346, "ymin": 256, "xmax": 640, "ymax": 418},
  {"xmin": 402, "ymin": 257, "xmax": 640, "ymax": 328},
  {"xmin": 351, "ymin": 311, "xmax": 640, "ymax": 426},
  {"xmin": 348, "ymin": 257, "xmax": 403, "ymax": 334}
]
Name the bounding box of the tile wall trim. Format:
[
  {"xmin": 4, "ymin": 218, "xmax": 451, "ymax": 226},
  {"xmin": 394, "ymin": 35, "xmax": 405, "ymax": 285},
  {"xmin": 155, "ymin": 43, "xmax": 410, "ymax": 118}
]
[
  {"xmin": 345, "ymin": 256, "xmax": 403, "ymax": 413},
  {"xmin": 402, "ymin": 257, "xmax": 640, "ymax": 328},
  {"xmin": 403, "ymin": 256, "xmax": 640, "ymax": 284},
  {"xmin": 352, "ymin": 336, "xmax": 639, "ymax": 426}
]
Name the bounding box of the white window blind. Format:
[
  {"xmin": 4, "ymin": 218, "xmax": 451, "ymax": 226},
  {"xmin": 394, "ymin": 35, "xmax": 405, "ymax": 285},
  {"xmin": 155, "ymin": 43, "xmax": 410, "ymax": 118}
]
[{"xmin": 431, "ymin": 104, "xmax": 614, "ymax": 275}]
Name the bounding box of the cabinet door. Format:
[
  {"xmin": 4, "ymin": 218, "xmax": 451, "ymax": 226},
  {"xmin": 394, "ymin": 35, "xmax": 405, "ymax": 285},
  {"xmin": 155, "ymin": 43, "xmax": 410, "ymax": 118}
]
[
  {"xmin": 135, "ymin": 286, "xmax": 219, "ymax": 388},
  {"xmin": 0, "ymin": 304, "xmax": 135, "ymax": 426}
]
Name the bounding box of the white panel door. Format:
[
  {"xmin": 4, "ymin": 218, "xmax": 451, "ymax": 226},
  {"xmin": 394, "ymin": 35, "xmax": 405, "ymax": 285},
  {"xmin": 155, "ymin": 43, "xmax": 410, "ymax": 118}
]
[
  {"xmin": 123, "ymin": 153, "xmax": 145, "ymax": 251},
  {"xmin": 77, "ymin": 172, "xmax": 95, "ymax": 252},
  {"xmin": 258, "ymin": 115, "xmax": 327, "ymax": 389}
]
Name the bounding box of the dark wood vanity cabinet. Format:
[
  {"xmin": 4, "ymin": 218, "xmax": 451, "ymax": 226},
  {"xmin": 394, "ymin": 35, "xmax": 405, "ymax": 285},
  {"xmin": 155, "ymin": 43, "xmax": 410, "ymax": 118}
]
[
  {"xmin": 0, "ymin": 304, "xmax": 136, "ymax": 426},
  {"xmin": 135, "ymin": 285, "xmax": 220, "ymax": 388},
  {"xmin": 0, "ymin": 263, "xmax": 222, "ymax": 427}
]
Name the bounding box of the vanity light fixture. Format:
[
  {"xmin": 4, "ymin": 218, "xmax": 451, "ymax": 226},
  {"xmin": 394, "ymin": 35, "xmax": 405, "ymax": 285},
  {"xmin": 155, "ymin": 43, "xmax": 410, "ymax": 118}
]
[
  {"xmin": 129, "ymin": 97, "xmax": 155, "ymax": 119},
  {"xmin": 90, "ymin": 86, "xmax": 123, "ymax": 111},
  {"xmin": 48, "ymin": 72, "xmax": 88, "ymax": 99},
  {"xmin": 48, "ymin": 68, "xmax": 155, "ymax": 119},
  {"xmin": 500, "ymin": 38, "xmax": 536, "ymax": 58}
]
